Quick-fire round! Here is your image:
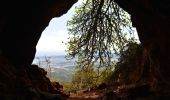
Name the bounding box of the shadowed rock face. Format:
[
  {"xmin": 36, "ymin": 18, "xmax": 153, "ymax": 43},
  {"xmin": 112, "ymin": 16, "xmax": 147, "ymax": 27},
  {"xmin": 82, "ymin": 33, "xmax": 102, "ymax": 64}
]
[
  {"xmin": 115, "ymin": 0, "xmax": 170, "ymax": 95},
  {"xmin": 0, "ymin": 0, "xmax": 77, "ymax": 99},
  {"xmin": 0, "ymin": 0, "xmax": 77, "ymax": 67}
]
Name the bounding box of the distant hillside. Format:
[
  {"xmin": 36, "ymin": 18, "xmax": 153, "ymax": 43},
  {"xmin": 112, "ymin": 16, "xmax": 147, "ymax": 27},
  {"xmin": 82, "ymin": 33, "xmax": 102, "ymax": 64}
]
[
  {"xmin": 47, "ymin": 67, "xmax": 74, "ymax": 83},
  {"xmin": 32, "ymin": 55, "xmax": 76, "ymax": 83},
  {"xmin": 32, "ymin": 55, "xmax": 118, "ymax": 83}
]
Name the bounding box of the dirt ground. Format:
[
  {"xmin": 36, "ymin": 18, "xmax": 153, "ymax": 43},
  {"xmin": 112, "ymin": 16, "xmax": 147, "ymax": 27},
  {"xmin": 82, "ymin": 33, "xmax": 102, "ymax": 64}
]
[
  {"xmin": 67, "ymin": 92, "xmax": 101, "ymax": 100},
  {"xmin": 67, "ymin": 96, "xmax": 99, "ymax": 100}
]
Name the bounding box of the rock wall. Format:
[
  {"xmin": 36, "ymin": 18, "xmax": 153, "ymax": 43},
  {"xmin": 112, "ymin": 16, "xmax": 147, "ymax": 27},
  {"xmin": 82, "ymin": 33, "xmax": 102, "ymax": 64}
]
[
  {"xmin": 0, "ymin": 0, "xmax": 77, "ymax": 99},
  {"xmin": 0, "ymin": 0, "xmax": 77, "ymax": 67},
  {"xmin": 115, "ymin": 0, "xmax": 170, "ymax": 93}
]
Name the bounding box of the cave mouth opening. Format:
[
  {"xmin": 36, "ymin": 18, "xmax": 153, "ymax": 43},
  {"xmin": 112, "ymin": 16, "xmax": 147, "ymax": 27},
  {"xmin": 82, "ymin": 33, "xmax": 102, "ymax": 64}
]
[{"xmin": 32, "ymin": 0, "xmax": 140, "ymax": 85}]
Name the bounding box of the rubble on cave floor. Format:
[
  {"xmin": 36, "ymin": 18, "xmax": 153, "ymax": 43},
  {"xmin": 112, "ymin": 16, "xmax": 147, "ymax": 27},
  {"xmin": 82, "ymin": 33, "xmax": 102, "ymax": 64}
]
[
  {"xmin": 67, "ymin": 82, "xmax": 170, "ymax": 100},
  {"xmin": 0, "ymin": 57, "xmax": 69, "ymax": 100}
]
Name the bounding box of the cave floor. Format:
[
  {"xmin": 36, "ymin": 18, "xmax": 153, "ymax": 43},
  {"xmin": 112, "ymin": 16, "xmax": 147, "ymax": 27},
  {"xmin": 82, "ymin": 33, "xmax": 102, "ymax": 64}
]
[{"xmin": 67, "ymin": 94, "xmax": 100, "ymax": 100}]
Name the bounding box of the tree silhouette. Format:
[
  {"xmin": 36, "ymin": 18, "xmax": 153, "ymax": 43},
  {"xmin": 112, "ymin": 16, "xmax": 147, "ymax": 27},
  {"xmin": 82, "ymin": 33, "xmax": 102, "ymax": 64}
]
[{"xmin": 66, "ymin": 0, "xmax": 136, "ymax": 69}]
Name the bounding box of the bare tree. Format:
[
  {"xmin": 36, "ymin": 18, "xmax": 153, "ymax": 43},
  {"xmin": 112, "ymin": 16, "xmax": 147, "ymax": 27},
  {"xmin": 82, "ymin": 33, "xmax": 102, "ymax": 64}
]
[{"xmin": 44, "ymin": 56, "xmax": 53, "ymax": 79}]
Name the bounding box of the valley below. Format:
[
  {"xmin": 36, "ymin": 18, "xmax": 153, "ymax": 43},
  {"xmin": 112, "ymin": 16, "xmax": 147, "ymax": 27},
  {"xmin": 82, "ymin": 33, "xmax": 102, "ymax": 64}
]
[{"xmin": 33, "ymin": 55, "xmax": 76, "ymax": 83}]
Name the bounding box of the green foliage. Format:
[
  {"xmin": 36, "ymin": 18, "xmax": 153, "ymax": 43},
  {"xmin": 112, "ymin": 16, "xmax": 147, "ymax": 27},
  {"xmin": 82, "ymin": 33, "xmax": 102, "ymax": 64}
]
[
  {"xmin": 67, "ymin": 63, "xmax": 116, "ymax": 92},
  {"xmin": 97, "ymin": 65, "xmax": 115, "ymax": 84},
  {"xmin": 105, "ymin": 41, "xmax": 143, "ymax": 85},
  {"xmin": 65, "ymin": 0, "xmax": 140, "ymax": 92},
  {"xmin": 69, "ymin": 65, "xmax": 98, "ymax": 91},
  {"xmin": 67, "ymin": 42, "xmax": 142, "ymax": 93},
  {"xmin": 66, "ymin": 0, "xmax": 135, "ymax": 69}
]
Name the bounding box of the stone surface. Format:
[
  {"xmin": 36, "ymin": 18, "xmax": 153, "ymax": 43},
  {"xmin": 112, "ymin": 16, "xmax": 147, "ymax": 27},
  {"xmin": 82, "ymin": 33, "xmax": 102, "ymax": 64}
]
[
  {"xmin": 0, "ymin": 0, "xmax": 77, "ymax": 67},
  {"xmin": 115, "ymin": 0, "xmax": 170, "ymax": 97},
  {"xmin": 0, "ymin": 0, "xmax": 77, "ymax": 99}
]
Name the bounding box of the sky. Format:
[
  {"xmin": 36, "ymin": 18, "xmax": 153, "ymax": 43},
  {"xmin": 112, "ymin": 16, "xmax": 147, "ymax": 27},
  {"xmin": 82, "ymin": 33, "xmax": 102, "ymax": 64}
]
[
  {"xmin": 35, "ymin": 0, "xmax": 139, "ymax": 57},
  {"xmin": 35, "ymin": 1, "xmax": 83, "ymax": 56}
]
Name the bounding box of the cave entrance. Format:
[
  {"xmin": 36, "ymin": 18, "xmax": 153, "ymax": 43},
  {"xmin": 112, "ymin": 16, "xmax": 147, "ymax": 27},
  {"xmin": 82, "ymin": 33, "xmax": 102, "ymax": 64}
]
[{"xmin": 32, "ymin": 0, "xmax": 140, "ymax": 98}]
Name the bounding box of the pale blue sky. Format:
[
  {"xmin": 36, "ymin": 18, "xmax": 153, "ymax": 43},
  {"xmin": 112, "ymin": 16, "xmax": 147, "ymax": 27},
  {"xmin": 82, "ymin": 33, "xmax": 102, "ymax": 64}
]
[{"xmin": 35, "ymin": 1, "xmax": 83, "ymax": 56}]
